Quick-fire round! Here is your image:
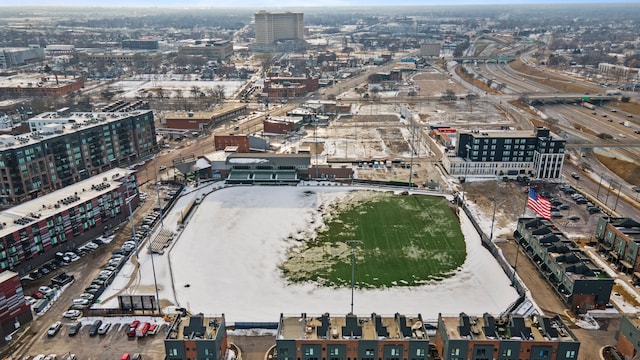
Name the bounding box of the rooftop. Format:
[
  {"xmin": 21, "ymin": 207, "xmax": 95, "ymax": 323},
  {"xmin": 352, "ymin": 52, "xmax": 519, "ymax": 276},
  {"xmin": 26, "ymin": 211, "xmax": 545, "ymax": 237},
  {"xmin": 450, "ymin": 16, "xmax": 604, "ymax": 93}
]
[
  {"xmin": 167, "ymin": 315, "xmax": 224, "ymax": 341},
  {"xmin": 279, "ymin": 313, "xmax": 428, "ymax": 341},
  {"xmin": 0, "ymin": 110, "xmax": 151, "ymax": 150},
  {"xmin": 0, "ymin": 168, "xmax": 134, "ymax": 239},
  {"xmin": 0, "ymin": 74, "xmax": 81, "ymax": 89},
  {"xmin": 441, "ymin": 313, "xmax": 577, "ymax": 342}
]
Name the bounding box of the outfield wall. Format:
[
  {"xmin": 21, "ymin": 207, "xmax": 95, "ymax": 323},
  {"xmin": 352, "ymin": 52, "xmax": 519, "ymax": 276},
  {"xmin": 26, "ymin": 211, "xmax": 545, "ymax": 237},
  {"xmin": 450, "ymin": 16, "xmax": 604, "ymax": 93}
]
[{"xmin": 461, "ymin": 202, "xmax": 528, "ymax": 299}]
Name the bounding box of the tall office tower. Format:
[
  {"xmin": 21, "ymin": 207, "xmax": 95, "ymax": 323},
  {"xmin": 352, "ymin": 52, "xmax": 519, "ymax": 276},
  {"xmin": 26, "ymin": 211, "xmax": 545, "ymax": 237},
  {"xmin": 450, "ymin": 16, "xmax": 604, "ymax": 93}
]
[{"xmin": 254, "ymin": 11, "xmax": 304, "ymax": 47}]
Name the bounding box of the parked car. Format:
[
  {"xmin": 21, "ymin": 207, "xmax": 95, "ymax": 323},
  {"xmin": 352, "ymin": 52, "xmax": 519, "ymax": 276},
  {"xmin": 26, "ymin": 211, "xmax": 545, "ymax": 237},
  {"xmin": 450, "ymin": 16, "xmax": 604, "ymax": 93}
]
[
  {"xmin": 72, "ymin": 298, "xmax": 89, "ymax": 306},
  {"xmin": 47, "ymin": 321, "xmax": 62, "ymax": 337},
  {"xmin": 68, "ymin": 322, "xmax": 82, "ymax": 336},
  {"xmin": 127, "ymin": 320, "xmax": 140, "ymax": 337},
  {"xmin": 559, "ymin": 204, "xmax": 570, "ymax": 210},
  {"xmin": 63, "ymin": 309, "xmax": 81, "ymax": 319},
  {"xmin": 588, "ymin": 206, "xmax": 601, "ymax": 214},
  {"xmin": 97, "ymin": 322, "xmax": 111, "ymax": 335},
  {"xmin": 551, "ymin": 212, "xmax": 563, "ymax": 218},
  {"xmin": 89, "ymin": 320, "xmax": 103, "ymax": 336},
  {"xmin": 568, "ymin": 215, "xmax": 580, "ymax": 221},
  {"xmin": 79, "ymin": 293, "xmax": 94, "ymax": 301}
]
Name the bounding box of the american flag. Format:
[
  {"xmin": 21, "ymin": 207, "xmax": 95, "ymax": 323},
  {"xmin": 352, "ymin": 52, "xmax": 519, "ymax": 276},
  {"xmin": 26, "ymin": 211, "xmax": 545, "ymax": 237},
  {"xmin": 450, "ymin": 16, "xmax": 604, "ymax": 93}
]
[{"xmin": 528, "ymin": 188, "xmax": 551, "ymax": 220}]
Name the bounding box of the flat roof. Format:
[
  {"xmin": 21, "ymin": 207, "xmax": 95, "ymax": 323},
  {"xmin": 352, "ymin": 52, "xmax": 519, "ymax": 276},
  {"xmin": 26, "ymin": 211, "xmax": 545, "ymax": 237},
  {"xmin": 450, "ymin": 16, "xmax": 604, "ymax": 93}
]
[
  {"xmin": 168, "ymin": 315, "xmax": 224, "ymax": 341},
  {"xmin": 0, "ymin": 270, "xmax": 18, "ymax": 283},
  {"xmin": 165, "ymin": 104, "xmax": 247, "ymax": 120},
  {"xmin": 0, "ymin": 73, "xmax": 81, "ymax": 89},
  {"xmin": 441, "ymin": 313, "xmax": 577, "ymax": 342},
  {"xmin": 0, "ymin": 110, "xmax": 151, "ymax": 150},
  {"xmin": 0, "ymin": 168, "xmax": 134, "ymax": 239},
  {"xmin": 279, "ymin": 313, "xmax": 427, "ymax": 341}
]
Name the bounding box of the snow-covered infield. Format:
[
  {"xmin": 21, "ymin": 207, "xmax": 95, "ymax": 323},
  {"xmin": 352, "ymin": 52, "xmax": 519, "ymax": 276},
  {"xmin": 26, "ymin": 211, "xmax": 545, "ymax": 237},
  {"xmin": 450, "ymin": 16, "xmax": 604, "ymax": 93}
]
[{"xmin": 97, "ymin": 186, "xmax": 519, "ymax": 322}]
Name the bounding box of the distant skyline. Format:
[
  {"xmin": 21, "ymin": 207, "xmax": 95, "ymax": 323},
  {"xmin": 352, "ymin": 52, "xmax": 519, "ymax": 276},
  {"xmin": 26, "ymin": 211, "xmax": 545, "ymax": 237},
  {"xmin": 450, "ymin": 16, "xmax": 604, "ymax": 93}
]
[{"xmin": 0, "ymin": 0, "xmax": 637, "ymax": 8}]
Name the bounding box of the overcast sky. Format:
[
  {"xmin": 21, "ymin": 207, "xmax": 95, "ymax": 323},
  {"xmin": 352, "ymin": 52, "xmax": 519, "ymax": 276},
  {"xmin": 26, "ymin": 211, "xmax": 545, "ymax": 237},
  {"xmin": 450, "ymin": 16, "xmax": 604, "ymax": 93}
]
[{"xmin": 0, "ymin": 0, "xmax": 634, "ymax": 7}]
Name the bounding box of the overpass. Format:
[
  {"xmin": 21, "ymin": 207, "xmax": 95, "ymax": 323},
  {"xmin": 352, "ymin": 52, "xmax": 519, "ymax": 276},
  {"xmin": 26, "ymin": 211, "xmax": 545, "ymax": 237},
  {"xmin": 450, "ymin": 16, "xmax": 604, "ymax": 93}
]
[
  {"xmin": 566, "ymin": 142, "xmax": 640, "ymax": 148},
  {"xmin": 524, "ymin": 93, "xmax": 616, "ymax": 104},
  {"xmin": 452, "ymin": 55, "xmax": 516, "ymax": 63}
]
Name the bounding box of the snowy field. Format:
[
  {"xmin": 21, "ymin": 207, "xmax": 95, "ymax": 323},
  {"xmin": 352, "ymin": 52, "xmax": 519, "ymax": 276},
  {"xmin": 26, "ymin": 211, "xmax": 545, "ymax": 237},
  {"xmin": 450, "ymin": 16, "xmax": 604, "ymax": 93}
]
[
  {"xmin": 99, "ymin": 185, "xmax": 519, "ymax": 322},
  {"xmin": 109, "ymin": 79, "xmax": 246, "ymax": 99}
]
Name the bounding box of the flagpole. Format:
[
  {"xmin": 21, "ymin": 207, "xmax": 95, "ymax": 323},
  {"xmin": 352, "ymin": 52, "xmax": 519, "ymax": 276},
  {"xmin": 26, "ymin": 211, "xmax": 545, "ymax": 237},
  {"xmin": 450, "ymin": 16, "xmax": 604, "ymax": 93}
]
[{"xmin": 521, "ymin": 182, "xmax": 531, "ymax": 217}]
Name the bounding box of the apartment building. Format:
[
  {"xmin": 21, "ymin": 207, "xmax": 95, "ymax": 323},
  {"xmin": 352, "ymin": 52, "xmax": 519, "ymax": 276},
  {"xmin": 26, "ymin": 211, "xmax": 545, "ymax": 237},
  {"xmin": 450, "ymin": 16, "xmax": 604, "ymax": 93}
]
[
  {"xmin": 515, "ymin": 218, "xmax": 613, "ymax": 312},
  {"xmin": 165, "ymin": 314, "xmax": 227, "ymax": 360},
  {"xmin": 0, "ymin": 271, "xmax": 33, "ymax": 347},
  {"xmin": 0, "ymin": 168, "xmax": 138, "ymax": 275},
  {"xmin": 443, "ymin": 127, "xmax": 565, "ymax": 180},
  {"xmin": 0, "ymin": 110, "xmax": 155, "ymax": 204},
  {"xmin": 276, "ymin": 313, "xmax": 430, "ymax": 360},
  {"xmin": 594, "ymin": 217, "xmax": 640, "ymax": 282},
  {"xmin": 615, "ymin": 315, "xmax": 640, "ymax": 359},
  {"xmin": 436, "ymin": 312, "xmax": 580, "ymax": 360}
]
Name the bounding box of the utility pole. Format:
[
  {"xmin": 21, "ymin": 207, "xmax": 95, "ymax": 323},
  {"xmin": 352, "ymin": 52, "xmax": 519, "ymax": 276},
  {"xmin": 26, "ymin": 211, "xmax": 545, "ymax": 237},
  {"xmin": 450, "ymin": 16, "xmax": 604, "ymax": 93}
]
[{"xmin": 346, "ymin": 240, "xmax": 363, "ymax": 315}]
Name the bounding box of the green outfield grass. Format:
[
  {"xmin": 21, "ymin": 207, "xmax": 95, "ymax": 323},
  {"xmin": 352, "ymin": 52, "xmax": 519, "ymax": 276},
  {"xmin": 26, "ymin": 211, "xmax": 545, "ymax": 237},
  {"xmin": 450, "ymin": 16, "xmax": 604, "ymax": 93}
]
[{"xmin": 280, "ymin": 191, "xmax": 467, "ymax": 289}]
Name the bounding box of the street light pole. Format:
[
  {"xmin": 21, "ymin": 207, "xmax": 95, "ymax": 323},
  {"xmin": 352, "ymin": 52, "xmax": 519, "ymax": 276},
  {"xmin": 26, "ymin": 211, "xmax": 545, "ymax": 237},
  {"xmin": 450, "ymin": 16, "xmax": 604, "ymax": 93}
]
[
  {"xmin": 346, "ymin": 240, "xmax": 363, "ymax": 314},
  {"xmin": 125, "ymin": 175, "xmax": 138, "ymax": 258}
]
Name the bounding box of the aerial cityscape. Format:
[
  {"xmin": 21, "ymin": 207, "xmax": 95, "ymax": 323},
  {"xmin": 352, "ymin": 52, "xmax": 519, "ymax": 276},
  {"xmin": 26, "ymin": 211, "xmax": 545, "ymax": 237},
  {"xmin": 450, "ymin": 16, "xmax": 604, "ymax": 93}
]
[{"xmin": 0, "ymin": 2, "xmax": 639, "ymax": 360}]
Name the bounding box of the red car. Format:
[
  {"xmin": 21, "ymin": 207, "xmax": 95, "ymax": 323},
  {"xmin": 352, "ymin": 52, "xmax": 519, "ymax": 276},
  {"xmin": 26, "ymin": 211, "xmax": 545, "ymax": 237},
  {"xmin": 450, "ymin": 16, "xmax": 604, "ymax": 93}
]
[
  {"xmin": 32, "ymin": 291, "xmax": 45, "ymax": 299},
  {"xmin": 126, "ymin": 320, "xmax": 140, "ymax": 337}
]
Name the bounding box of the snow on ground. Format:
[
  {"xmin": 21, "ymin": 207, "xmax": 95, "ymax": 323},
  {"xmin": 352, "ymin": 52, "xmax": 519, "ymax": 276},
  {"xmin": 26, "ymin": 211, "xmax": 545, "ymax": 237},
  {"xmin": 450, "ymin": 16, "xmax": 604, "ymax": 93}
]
[
  {"xmin": 98, "ymin": 185, "xmax": 519, "ymax": 322},
  {"xmin": 109, "ymin": 79, "xmax": 246, "ymax": 99}
]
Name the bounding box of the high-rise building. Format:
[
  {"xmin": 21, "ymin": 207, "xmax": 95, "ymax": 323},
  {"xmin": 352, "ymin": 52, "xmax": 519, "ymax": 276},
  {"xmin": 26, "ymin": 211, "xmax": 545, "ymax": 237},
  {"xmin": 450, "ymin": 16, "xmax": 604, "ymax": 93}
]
[{"xmin": 254, "ymin": 11, "xmax": 304, "ymax": 49}]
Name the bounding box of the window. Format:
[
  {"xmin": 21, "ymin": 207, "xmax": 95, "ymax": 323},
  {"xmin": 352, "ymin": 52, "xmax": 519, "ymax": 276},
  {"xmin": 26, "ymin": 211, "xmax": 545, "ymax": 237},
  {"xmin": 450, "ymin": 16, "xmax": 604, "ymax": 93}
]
[
  {"xmin": 565, "ymin": 350, "xmax": 576, "ymax": 359},
  {"xmin": 330, "ymin": 349, "xmax": 339, "ymax": 356},
  {"xmin": 168, "ymin": 349, "xmax": 178, "ymax": 356},
  {"xmin": 304, "ymin": 348, "xmax": 314, "ymax": 356},
  {"xmin": 502, "ymin": 349, "xmax": 512, "ymax": 357},
  {"xmin": 415, "ymin": 349, "xmax": 424, "ymax": 357},
  {"xmin": 365, "ymin": 349, "xmax": 375, "ymax": 356},
  {"xmin": 390, "ymin": 348, "xmax": 400, "ymax": 356},
  {"xmin": 450, "ymin": 349, "xmax": 459, "ymax": 356}
]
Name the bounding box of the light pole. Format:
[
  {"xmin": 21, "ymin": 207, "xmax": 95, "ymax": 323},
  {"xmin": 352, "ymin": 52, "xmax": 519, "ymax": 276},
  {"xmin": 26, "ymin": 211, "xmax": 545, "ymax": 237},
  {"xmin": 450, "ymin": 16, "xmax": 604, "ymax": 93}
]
[
  {"xmin": 124, "ymin": 175, "xmax": 138, "ymax": 258},
  {"xmin": 462, "ymin": 144, "xmax": 471, "ymax": 203},
  {"xmin": 346, "ymin": 240, "xmax": 363, "ymax": 315},
  {"xmin": 150, "ymin": 156, "xmax": 162, "ymax": 314}
]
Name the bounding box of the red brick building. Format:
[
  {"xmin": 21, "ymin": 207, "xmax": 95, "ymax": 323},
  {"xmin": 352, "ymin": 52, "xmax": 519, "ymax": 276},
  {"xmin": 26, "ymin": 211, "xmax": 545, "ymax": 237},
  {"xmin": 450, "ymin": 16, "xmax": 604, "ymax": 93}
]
[
  {"xmin": 263, "ymin": 118, "xmax": 296, "ymax": 134},
  {"xmin": 214, "ymin": 135, "xmax": 250, "ymax": 152},
  {"xmin": 0, "ymin": 271, "xmax": 33, "ymax": 347},
  {"xmin": 0, "ymin": 168, "xmax": 139, "ymax": 275},
  {"xmin": 263, "ymin": 77, "xmax": 319, "ymax": 99},
  {"xmin": 0, "ymin": 76, "xmax": 84, "ymax": 98}
]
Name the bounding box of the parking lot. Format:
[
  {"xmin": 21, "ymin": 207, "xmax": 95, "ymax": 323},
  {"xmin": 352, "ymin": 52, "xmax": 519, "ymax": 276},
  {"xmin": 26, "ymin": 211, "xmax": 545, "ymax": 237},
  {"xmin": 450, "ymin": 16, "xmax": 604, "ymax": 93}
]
[
  {"xmin": 13, "ymin": 181, "xmax": 184, "ymax": 359},
  {"xmin": 29, "ymin": 317, "xmax": 167, "ymax": 359}
]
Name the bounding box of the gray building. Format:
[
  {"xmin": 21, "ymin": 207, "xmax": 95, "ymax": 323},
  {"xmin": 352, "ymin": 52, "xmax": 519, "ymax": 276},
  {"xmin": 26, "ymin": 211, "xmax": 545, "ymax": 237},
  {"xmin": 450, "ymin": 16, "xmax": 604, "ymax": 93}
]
[
  {"xmin": 515, "ymin": 218, "xmax": 613, "ymax": 312},
  {"xmin": 595, "ymin": 217, "xmax": 640, "ymax": 283},
  {"xmin": 0, "ymin": 47, "xmax": 45, "ymax": 69}
]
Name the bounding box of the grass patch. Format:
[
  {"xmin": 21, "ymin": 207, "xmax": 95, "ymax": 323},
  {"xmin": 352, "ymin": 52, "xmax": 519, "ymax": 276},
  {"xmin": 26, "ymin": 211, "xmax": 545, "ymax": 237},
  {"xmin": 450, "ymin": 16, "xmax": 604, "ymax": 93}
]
[
  {"xmin": 280, "ymin": 191, "xmax": 466, "ymax": 289},
  {"xmin": 595, "ymin": 154, "xmax": 640, "ymax": 186}
]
